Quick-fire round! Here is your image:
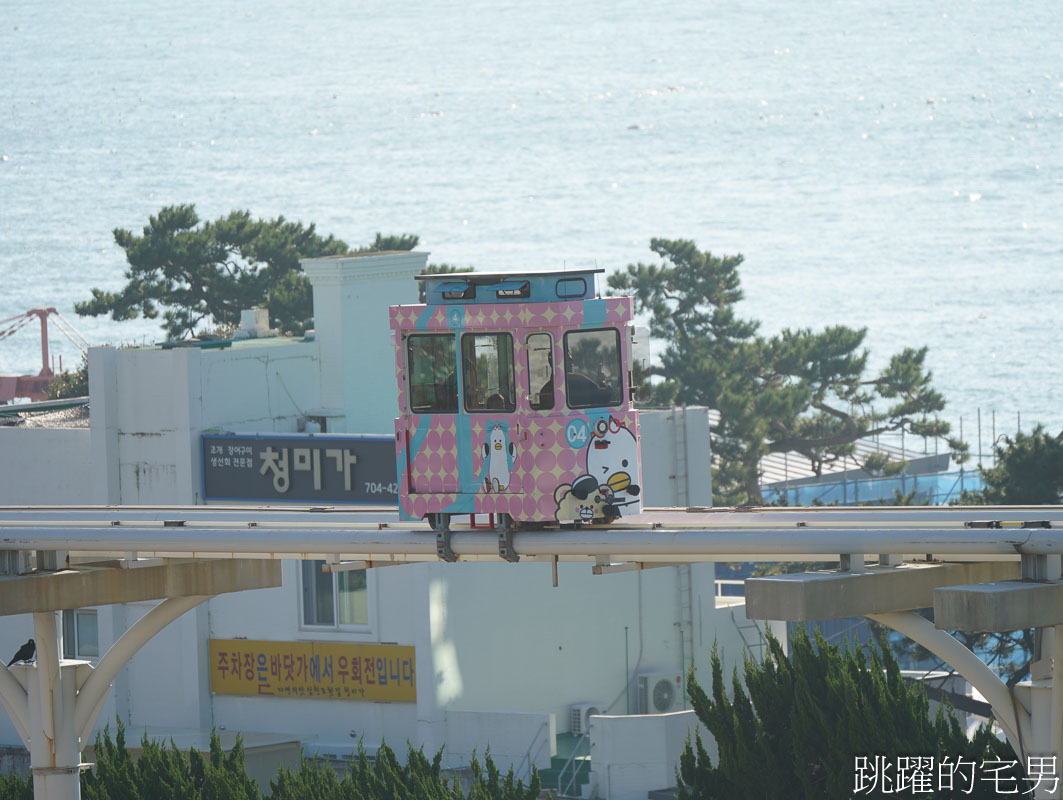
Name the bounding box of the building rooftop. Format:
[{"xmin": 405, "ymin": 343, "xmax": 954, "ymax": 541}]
[{"xmin": 0, "ymin": 402, "xmax": 90, "ymax": 428}]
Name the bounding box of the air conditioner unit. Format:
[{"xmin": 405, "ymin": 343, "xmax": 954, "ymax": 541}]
[
  {"xmin": 637, "ymin": 672, "xmax": 683, "ymax": 714},
  {"xmin": 570, "ymin": 702, "xmax": 605, "ymax": 735}
]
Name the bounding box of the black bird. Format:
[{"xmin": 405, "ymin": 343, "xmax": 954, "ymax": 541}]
[{"xmin": 7, "ymin": 639, "xmax": 35, "ymax": 667}]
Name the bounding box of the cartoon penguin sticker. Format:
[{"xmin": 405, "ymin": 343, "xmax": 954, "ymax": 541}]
[
  {"xmin": 571, "ymin": 416, "xmax": 641, "ymax": 516},
  {"xmin": 482, "ymin": 424, "xmax": 516, "ymax": 493}
]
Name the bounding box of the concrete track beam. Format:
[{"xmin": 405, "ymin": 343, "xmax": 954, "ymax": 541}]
[
  {"xmin": 0, "ymin": 559, "xmax": 282, "ymax": 616},
  {"xmin": 935, "ymin": 580, "xmax": 1063, "ymax": 632},
  {"xmin": 745, "ymin": 561, "xmax": 1019, "ymax": 622}
]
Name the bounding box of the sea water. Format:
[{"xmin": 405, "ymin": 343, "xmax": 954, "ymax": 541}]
[{"xmin": 2, "ymin": 0, "xmax": 1061, "ymax": 456}]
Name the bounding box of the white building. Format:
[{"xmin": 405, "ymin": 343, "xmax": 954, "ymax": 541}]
[{"xmin": 0, "ymin": 251, "xmax": 775, "ymax": 799}]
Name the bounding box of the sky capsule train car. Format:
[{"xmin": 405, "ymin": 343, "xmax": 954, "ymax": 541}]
[{"xmin": 390, "ymin": 269, "xmax": 643, "ymax": 549}]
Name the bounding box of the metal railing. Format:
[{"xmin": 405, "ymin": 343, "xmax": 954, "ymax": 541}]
[
  {"xmin": 731, "ymin": 610, "xmax": 767, "ymax": 662},
  {"xmin": 514, "ymin": 719, "xmax": 549, "ymax": 785},
  {"xmin": 557, "ymin": 727, "xmax": 591, "ymax": 799}
]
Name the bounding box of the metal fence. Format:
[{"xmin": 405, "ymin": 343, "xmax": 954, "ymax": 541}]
[{"xmin": 762, "ymin": 469, "xmax": 985, "ymax": 507}]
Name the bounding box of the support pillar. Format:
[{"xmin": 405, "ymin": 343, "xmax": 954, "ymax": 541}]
[
  {"xmin": 22, "ymin": 662, "xmax": 88, "ymax": 800},
  {"xmin": 0, "ymin": 596, "xmax": 213, "ymax": 800},
  {"xmin": 869, "ymin": 611, "xmax": 1028, "ymax": 758}
]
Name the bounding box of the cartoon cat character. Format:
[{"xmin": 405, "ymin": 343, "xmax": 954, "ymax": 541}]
[
  {"xmin": 571, "ymin": 416, "xmax": 642, "ymax": 516},
  {"xmin": 482, "ymin": 424, "xmax": 515, "ymax": 492},
  {"xmin": 553, "ymin": 483, "xmax": 609, "ymax": 523}
]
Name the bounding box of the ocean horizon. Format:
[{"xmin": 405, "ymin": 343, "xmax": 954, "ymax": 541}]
[{"xmin": 2, "ymin": 0, "xmax": 1061, "ymax": 460}]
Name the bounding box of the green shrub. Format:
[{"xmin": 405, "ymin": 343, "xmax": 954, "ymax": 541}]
[
  {"xmin": 0, "ymin": 770, "xmax": 32, "ymax": 800},
  {"xmin": 80, "ymin": 718, "xmax": 539, "ymax": 800},
  {"xmin": 678, "ymin": 627, "xmax": 1017, "ymax": 799}
]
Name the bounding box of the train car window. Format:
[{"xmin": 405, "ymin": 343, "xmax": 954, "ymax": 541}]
[
  {"xmin": 461, "ymin": 333, "xmax": 516, "ymax": 413},
  {"xmin": 555, "ymin": 278, "xmax": 587, "ymax": 299},
  {"xmin": 407, "ymin": 334, "xmax": 458, "ymax": 413},
  {"xmin": 563, "ymin": 328, "xmax": 622, "ymax": 408},
  {"xmin": 496, "ymin": 281, "xmax": 531, "ymax": 299},
  {"xmin": 526, "ymin": 333, "xmax": 555, "ymax": 410},
  {"xmin": 442, "ymin": 285, "xmax": 476, "ymax": 300}
]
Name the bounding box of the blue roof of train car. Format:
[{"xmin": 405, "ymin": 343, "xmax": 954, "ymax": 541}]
[{"xmin": 416, "ymin": 269, "xmax": 604, "ymax": 305}]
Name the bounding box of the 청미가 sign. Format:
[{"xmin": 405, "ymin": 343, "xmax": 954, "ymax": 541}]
[
  {"xmin": 201, "ymin": 433, "xmax": 397, "ymax": 504},
  {"xmin": 209, "ymin": 639, "xmax": 415, "ymax": 702}
]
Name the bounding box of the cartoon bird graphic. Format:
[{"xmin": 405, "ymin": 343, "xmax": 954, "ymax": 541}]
[{"xmin": 482, "ymin": 424, "xmax": 516, "ymax": 493}]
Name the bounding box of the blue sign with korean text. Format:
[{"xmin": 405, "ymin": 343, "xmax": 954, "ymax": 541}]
[{"xmin": 201, "ymin": 433, "xmax": 397, "ymax": 504}]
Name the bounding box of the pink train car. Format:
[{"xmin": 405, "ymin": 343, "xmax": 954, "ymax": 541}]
[{"xmin": 390, "ymin": 269, "xmax": 643, "ymax": 559}]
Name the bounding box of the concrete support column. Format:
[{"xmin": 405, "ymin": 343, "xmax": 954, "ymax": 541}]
[
  {"xmin": 2, "ymin": 597, "xmax": 212, "ymax": 800},
  {"xmin": 1054, "ymin": 624, "xmax": 1063, "ymax": 769},
  {"xmin": 0, "ymin": 560, "xmax": 280, "ymax": 800},
  {"xmin": 1012, "ymin": 681, "xmax": 1057, "ymax": 800},
  {"xmin": 301, "ymin": 251, "xmax": 426, "ymax": 434},
  {"xmin": 25, "ymin": 662, "xmax": 87, "ymax": 800},
  {"xmin": 87, "ymin": 346, "xmax": 120, "ymax": 504}
]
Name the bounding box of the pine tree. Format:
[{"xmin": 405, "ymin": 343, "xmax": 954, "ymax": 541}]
[
  {"xmin": 82, "ymin": 719, "xmax": 140, "ymax": 800},
  {"xmin": 0, "ymin": 770, "xmax": 32, "ymax": 800},
  {"xmin": 958, "ymin": 424, "xmax": 1063, "ymax": 505},
  {"xmin": 678, "ymin": 627, "xmax": 1017, "ymax": 799},
  {"xmin": 75, "ymin": 205, "xmax": 430, "ymax": 339},
  {"xmin": 609, "ymin": 239, "xmax": 965, "ymax": 504}
]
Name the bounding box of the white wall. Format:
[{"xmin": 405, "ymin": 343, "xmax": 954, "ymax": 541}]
[
  {"xmin": 639, "ymin": 407, "xmax": 713, "ymax": 507},
  {"xmin": 90, "ymin": 339, "xmax": 320, "ymax": 504},
  {"xmin": 590, "ymin": 710, "xmax": 706, "ymax": 800},
  {"xmin": 0, "ymin": 428, "xmax": 92, "ymax": 504},
  {"xmin": 412, "ymin": 561, "xmax": 754, "ymax": 754},
  {"xmin": 122, "ymin": 602, "xmax": 211, "ymax": 731},
  {"xmin": 302, "ymin": 252, "xmax": 425, "ymax": 435},
  {"xmin": 443, "ymin": 710, "xmax": 555, "ymax": 772}
]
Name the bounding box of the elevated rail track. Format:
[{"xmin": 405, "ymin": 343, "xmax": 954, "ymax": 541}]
[
  {"xmin": 1, "ymin": 505, "xmax": 1060, "ymax": 565},
  {"xmin": 4, "ymin": 504, "xmax": 1063, "ymax": 799}
]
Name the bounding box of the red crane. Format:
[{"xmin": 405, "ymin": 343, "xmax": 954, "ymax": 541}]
[{"xmin": 0, "ymin": 309, "xmax": 90, "ymax": 403}]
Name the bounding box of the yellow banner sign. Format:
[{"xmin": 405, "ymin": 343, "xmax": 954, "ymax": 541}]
[{"xmin": 209, "ymin": 639, "xmax": 416, "ymax": 702}]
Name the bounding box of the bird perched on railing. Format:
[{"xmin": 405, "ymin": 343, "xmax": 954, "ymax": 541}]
[{"xmin": 7, "ymin": 639, "xmax": 35, "ymax": 667}]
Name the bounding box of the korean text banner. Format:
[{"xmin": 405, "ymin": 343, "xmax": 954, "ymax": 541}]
[
  {"xmin": 202, "ymin": 433, "xmax": 397, "ymax": 503},
  {"xmin": 209, "ymin": 639, "xmax": 416, "ymax": 702}
]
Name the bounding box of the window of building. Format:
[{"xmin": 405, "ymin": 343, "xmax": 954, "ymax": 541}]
[
  {"xmin": 300, "ymin": 561, "xmax": 369, "ymax": 627},
  {"xmin": 461, "ymin": 333, "xmax": 516, "ymax": 412},
  {"xmin": 526, "ymin": 333, "xmax": 555, "ymax": 410},
  {"xmin": 563, "ymin": 328, "xmax": 622, "ymax": 408},
  {"xmin": 407, "ymin": 334, "xmax": 458, "ymax": 413},
  {"xmin": 62, "ymin": 609, "xmax": 99, "ymax": 658}
]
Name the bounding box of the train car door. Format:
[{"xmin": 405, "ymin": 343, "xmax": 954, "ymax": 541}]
[{"xmin": 459, "ymin": 331, "xmax": 523, "ymax": 504}]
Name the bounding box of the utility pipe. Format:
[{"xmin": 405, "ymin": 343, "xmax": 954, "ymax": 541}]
[
  {"xmin": 1, "ymin": 505, "xmax": 1061, "ymax": 525},
  {"xmin": 1, "ymin": 526, "xmax": 1063, "ymax": 560}
]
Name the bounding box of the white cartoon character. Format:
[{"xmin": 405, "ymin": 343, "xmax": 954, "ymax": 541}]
[
  {"xmin": 571, "ymin": 416, "xmax": 641, "ymax": 516},
  {"xmin": 482, "ymin": 424, "xmax": 515, "ymax": 493}
]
